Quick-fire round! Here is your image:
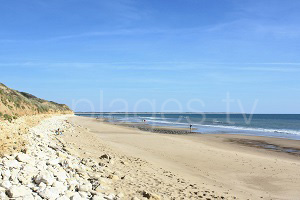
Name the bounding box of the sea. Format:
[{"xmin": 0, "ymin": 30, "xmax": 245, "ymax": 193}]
[{"xmin": 76, "ymin": 113, "xmax": 300, "ymax": 140}]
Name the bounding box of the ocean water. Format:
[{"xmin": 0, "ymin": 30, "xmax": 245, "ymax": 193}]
[{"xmin": 76, "ymin": 113, "xmax": 300, "ymax": 140}]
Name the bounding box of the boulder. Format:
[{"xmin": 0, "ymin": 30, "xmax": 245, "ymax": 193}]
[
  {"xmin": 3, "ymin": 160, "xmax": 21, "ymax": 169},
  {"xmin": 0, "ymin": 180, "xmax": 12, "ymax": 189},
  {"xmin": 38, "ymin": 187, "xmax": 60, "ymax": 200},
  {"xmin": 16, "ymin": 153, "xmax": 32, "ymax": 163},
  {"xmin": 52, "ymin": 181, "xmax": 68, "ymax": 193},
  {"xmin": 6, "ymin": 185, "xmax": 32, "ymax": 198},
  {"xmin": 54, "ymin": 170, "xmax": 68, "ymax": 182},
  {"xmin": 34, "ymin": 171, "xmax": 55, "ymax": 186}
]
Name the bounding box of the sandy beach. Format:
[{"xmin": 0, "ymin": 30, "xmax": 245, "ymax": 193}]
[{"xmin": 64, "ymin": 116, "xmax": 300, "ymax": 199}]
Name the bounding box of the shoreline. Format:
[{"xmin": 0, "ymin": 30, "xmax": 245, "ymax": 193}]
[
  {"xmin": 68, "ymin": 116, "xmax": 300, "ymax": 199},
  {"xmin": 77, "ymin": 114, "xmax": 300, "ymax": 141},
  {"xmin": 94, "ymin": 116, "xmax": 300, "ymax": 156}
]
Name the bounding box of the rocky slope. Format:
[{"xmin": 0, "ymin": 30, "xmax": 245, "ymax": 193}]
[
  {"xmin": 0, "ymin": 83, "xmax": 72, "ymax": 122},
  {"xmin": 0, "ymin": 115, "xmax": 121, "ymax": 200}
]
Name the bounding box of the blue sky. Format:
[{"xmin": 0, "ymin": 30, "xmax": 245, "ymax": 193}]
[{"xmin": 1, "ymin": 0, "xmax": 300, "ymax": 113}]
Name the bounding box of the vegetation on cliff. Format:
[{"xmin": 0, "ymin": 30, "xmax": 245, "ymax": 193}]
[{"xmin": 0, "ymin": 83, "xmax": 72, "ymax": 122}]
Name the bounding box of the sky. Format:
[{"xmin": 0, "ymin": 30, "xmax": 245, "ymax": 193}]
[{"xmin": 1, "ymin": 0, "xmax": 300, "ymax": 113}]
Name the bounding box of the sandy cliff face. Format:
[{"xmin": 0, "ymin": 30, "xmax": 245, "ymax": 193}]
[
  {"xmin": 0, "ymin": 83, "xmax": 73, "ymax": 155},
  {"xmin": 0, "ymin": 83, "xmax": 73, "ymax": 121}
]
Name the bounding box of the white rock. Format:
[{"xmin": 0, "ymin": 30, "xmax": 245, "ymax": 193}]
[
  {"xmin": 2, "ymin": 170, "xmax": 11, "ymax": 180},
  {"xmin": 70, "ymin": 192, "xmax": 85, "ymax": 200},
  {"xmin": 38, "ymin": 187, "xmax": 60, "ymax": 200},
  {"xmin": 6, "ymin": 185, "xmax": 32, "ymax": 198},
  {"xmin": 0, "ymin": 180, "xmax": 12, "ymax": 189},
  {"xmin": 47, "ymin": 158, "xmax": 60, "ymax": 166},
  {"xmin": 16, "ymin": 153, "xmax": 32, "ymax": 163},
  {"xmin": 93, "ymin": 194, "xmax": 106, "ymax": 200},
  {"xmin": 18, "ymin": 171, "xmax": 35, "ymax": 185},
  {"xmin": 22, "ymin": 164, "xmax": 38, "ymax": 174},
  {"xmin": 65, "ymin": 190, "xmax": 75, "ymax": 198},
  {"xmin": 56, "ymin": 196, "xmax": 70, "ymax": 200},
  {"xmin": 32, "ymin": 193, "xmax": 44, "ymax": 200},
  {"xmin": 54, "ymin": 170, "xmax": 68, "ymax": 182},
  {"xmin": 3, "ymin": 160, "xmax": 21, "ymax": 169},
  {"xmin": 0, "ymin": 191, "xmax": 8, "ymax": 200},
  {"xmin": 78, "ymin": 182, "xmax": 92, "ymax": 192},
  {"xmin": 10, "ymin": 169, "xmax": 19, "ymax": 183},
  {"xmin": 0, "ymin": 186, "xmax": 6, "ymax": 199},
  {"xmin": 38, "ymin": 182, "xmax": 47, "ymax": 192},
  {"xmin": 67, "ymin": 178, "xmax": 79, "ymax": 188},
  {"xmin": 79, "ymin": 191, "xmax": 89, "ymax": 199},
  {"xmin": 52, "ymin": 181, "xmax": 68, "ymax": 193},
  {"xmin": 34, "ymin": 171, "xmax": 55, "ymax": 186}
]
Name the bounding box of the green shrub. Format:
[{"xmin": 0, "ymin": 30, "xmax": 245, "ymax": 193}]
[
  {"xmin": 3, "ymin": 114, "xmax": 13, "ymax": 122},
  {"xmin": 0, "ymin": 112, "xmax": 2, "ymax": 117}
]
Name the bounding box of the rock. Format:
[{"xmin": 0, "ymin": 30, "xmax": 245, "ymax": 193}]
[
  {"xmin": 16, "ymin": 153, "xmax": 32, "ymax": 163},
  {"xmin": 10, "ymin": 169, "xmax": 20, "ymax": 183},
  {"xmin": 0, "ymin": 190, "xmax": 8, "ymax": 200},
  {"xmin": 52, "ymin": 181, "xmax": 68, "ymax": 193},
  {"xmin": 108, "ymin": 174, "xmax": 119, "ymax": 180},
  {"xmin": 142, "ymin": 191, "xmax": 161, "ymax": 200},
  {"xmin": 56, "ymin": 196, "xmax": 70, "ymax": 200},
  {"xmin": 56, "ymin": 151, "xmax": 67, "ymax": 157},
  {"xmin": 22, "ymin": 164, "xmax": 38, "ymax": 174},
  {"xmin": 67, "ymin": 178, "xmax": 79, "ymax": 189},
  {"xmin": 3, "ymin": 160, "xmax": 21, "ymax": 169},
  {"xmin": 78, "ymin": 182, "xmax": 92, "ymax": 192},
  {"xmin": 54, "ymin": 170, "xmax": 68, "ymax": 182},
  {"xmin": 2, "ymin": 170, "xmax": 11, "ymax": 180},
  {"xmin": 34, "ymin": 171, "xmax": 55, "ymax": 186},
  {"xmin": 78, "ymin": 191, "xmax": 89, "ymax": 198},
  {"xmin": 93, "ymin": 194, "xmax": 106, "ymax": 200},
  {"xmin": 38, "ymin": 187, "xmax": 60, "ymax": 199},
  {"xmin": 18, "ymin": 173, "xmax": 33, "ymax": 185},
  {"xmin": 64, "ymin": 190, "xmax": 75, "ymax": 198},
  {"xmin": 0, "ymin": 180, "xmax": 12, "ymax": 189},
  {"xmin": 47, "ymin": 158, "xmax": 60, "ymax": 166},
  {"xmin": 99, "ymin": 154, "xmax": 111, "ymax": 160},
  {"xmin": 120, "ymin": 161, "xmax": 129, "ymax": 166},
  {"xmin": 38, "ymin": 182, "xmax": 47, "ymax": 192},
  {"xmin": 70, "ymin": 192, "xmax": 84, "ymax": 200},
  {"xmin": 6, "ymin": 185, "xmax": 32, "ymax": 198}
]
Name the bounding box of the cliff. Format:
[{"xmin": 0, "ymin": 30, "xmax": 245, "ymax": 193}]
[{"xmin": 0, "ymin": 83, "xmax": 72, "ymax": 122}]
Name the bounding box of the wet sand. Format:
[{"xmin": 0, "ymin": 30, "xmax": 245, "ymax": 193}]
[{"xmin": 66, "ymin": 116, "xmax": 300, "ymax": 199}]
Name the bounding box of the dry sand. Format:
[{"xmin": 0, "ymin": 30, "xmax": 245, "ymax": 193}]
[{"xmin": 64, "ymin": 116, "xmax": 300, "ymax": 199}]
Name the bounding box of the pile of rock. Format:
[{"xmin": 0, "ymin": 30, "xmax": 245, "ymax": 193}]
[{"xmin": 0, "ymin": 116, "xmax": 117, "ymax": 200}]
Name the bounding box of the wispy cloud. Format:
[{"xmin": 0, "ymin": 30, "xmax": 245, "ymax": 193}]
[{"xmin": 1, "ymin": 61, "xmax": 300, "ymax": 72}]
